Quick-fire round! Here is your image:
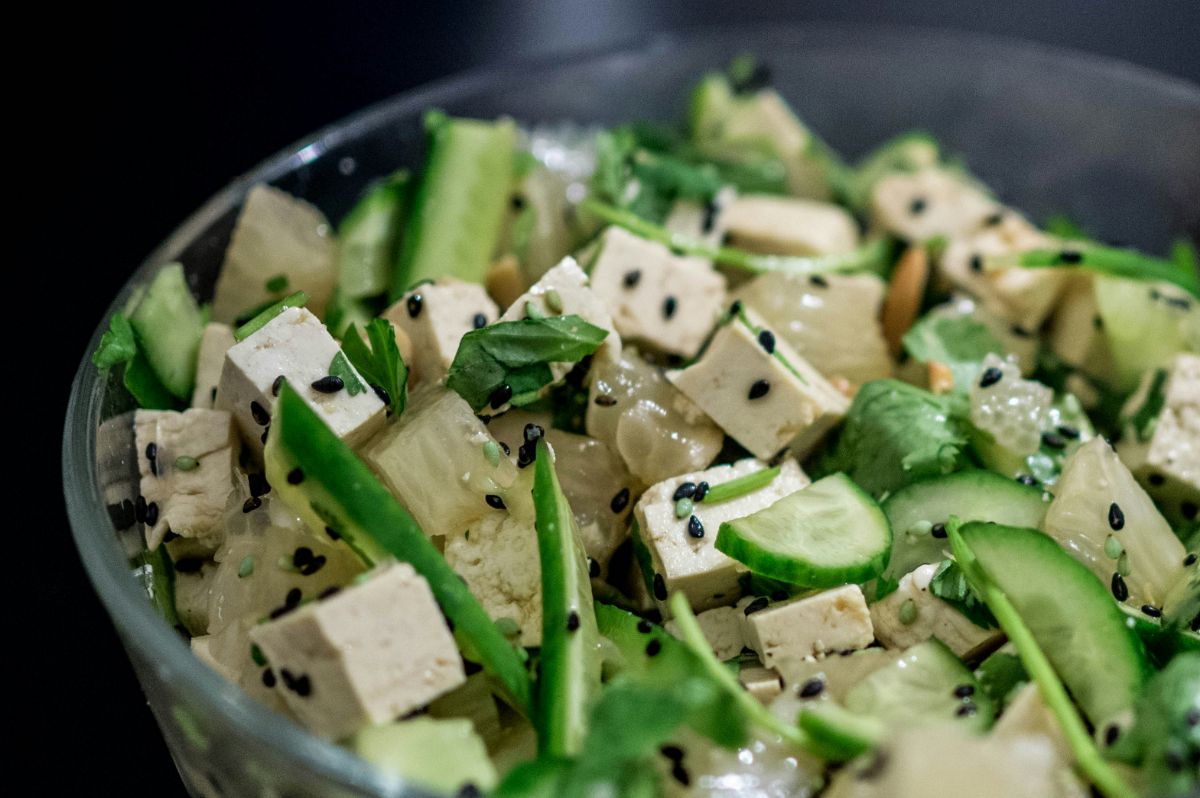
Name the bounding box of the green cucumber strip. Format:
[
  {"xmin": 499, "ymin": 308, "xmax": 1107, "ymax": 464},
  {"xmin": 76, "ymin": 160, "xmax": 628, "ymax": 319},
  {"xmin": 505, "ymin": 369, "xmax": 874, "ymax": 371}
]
[
  {"xmin": 994, "ymin": 246, "xmax": 1200, "ymax": 299},
  {"xmin": 881, "ymin": 470, "xmax": 1050, "ymax": 581},
  {"xmin": 949, "ymin": 522, "xmax": 1140, "ymax": 798},
  {"xmin": 324, "ymin": 288, "xmax": 379, "ymax": 340},
  {"xmin": 263, "ymin": 384, "xmax": 531, "ymax": 713},
  {"xmin": 123, "ymin": 349, "xmax": 179, "ymax": 410},
  {"xmin": 390, "ymin": 113, "xmax": 516, "ymax": 297},
  {"xmin": 128, "ymin": 263, "xmax": 205, "ymax": 399},
  {"xmin": 133, "ymin": 547, "xmax": 180, "ymax": 630},
  {"xmin": 628, "ymin": 519, "xmax": 658, "ymax": 600},
  {"xmin": 701, "ymin": 464, "xmax": 781, "ymax": 505},
  {"xmin": 532, "ymin": 438, "xmax": 601, "ymax": 757},
  {"xmin": 337, "ymin": 170, "xmax": 409, "ymax": 301},
  {"xmin": 796, "ymin": 702, "xmax": 885, "ymax": 762},
  {"xmin": 233, "ymin": 291, "xmax": 308, "ymax": 341},
  {"xmin": 581, "ymin": 199, "xmax": 893, "ymax": 277},
  {"xmin": 716, "ymin": 473, "xmax": 891, "ymax": 587}
]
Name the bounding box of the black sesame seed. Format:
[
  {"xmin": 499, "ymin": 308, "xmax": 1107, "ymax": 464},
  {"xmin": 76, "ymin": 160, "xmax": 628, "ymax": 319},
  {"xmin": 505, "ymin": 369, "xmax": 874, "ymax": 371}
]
[
  {"xmin": 286, "ymin": 588, "xmax": 302, "ymax": 607},
  {"xmin": 145, "ymin": 442, "xmax": 158, "ymax": 464},
  {"xmin": 693, "ymin": 481, "xmax": 710, "ymax": 502},
  {"xmin": 798, "ymin": 677, "xmax": 825, "ymax": 698},
  {"xmin": 250, "ymin": 401, "xmax": 270, "ymax": 426},
  {"xmin": 953, "ymin": 684, "xmax": 975, "ymax": 698},
  {"xmin": 984, "ymin": 211, "xmax": 1005, "ymax": 227},
  {"xmin": 660, "ymin": 744, "xmax": 685, "ymax": 762},
  {"xmin": 262, "ymin": 668, "xmax": 276, "ymax": 688},
  {"xmin": 517, "ymin": 442, "xmax": 537, "ymax": 468},
  {"xmin": 588, "ymin": 558, "xmax": 601, "ymax": 578},
  {"xmin": 748, "ymin": 379, "xmax": 770, "ymax": 400},
  {"xmin": 955, "ymin": 703, "xmax": 978, "ymax": 717},
  {"xmin": 610, "ymin": 487, "xmax": 630, "ymax": 514},
  {"xmin": 566, "ymin": 611, "xmax": 581, "ymax": 632},
  {"xmin": 1041, "ymin": 431, "xmax": 1067, "ymax": 450},
  {"xmin": 670, "ymin": 763, "xmax": 690, "ymax": 786},
  {"xmin": 1010, "ymin": 324, "xmax": 1033, "ymax": 339},
  {"xmin": 174, "ymin": 557, "xmax": 204, "ymax": 574},
  {"xmin": 909, "ymin": 197, "xmax": 927, "ymax": 215},
  {"xmin": 856, "ymin": 750, "xmax": 889, "ymax": 781},
  {"xmin": 979, "ymin": 367, "xmax": 1003, "ymax": 388},
  {"xmin": 319, "ymin": 586, "xmax": 341, "ymax": 600},
  {"xmin": 637, "ymin": 619, "xmax": 654, "ymax": 634},
  {"xmin": 757, "ymin": 329, "xmax": 776, "ymax": 354},
  {"xmin": 662, "ymin": 296, "xmax": 678, "ymax": 319},
  {"xmin": 1140, "ymin": 604, "xmax": 1162, "ymax": 618},
  {"xmin": 594, "ymin": 393, "xmax": 617, "ymax": 407},
  {"xmin": 1057, "ymin": 425, "xmax": 1080, "ymax": 440},
  {"xmin": 325, "ymin": 526, "xmax": 341, "ymax": 541},
  {"xmin": 373, "ymin": 385, "xmax": 391, "ymax": 407},
  {"xmin": 523, "ymin": 423, "xmax": 545, "ymax": 443},
  {"xmin": 406, "ymin": 294, "xmax": 423, "ymax": 318},
  {"xmin": 242, "ymin": 496, "xmax": 262, "ymax": 513},
  {"xmin": 653, "ymin": 573, "xmax": 668, "ymax": 601},
  {"xmin": 1111, "ymin": 572, "xmax": 1129, "ymax": 602},
  {"xmin": 292, "ymin": 675, "xmax": 312, "ymax": 697},
  {"xmin": 645, "ymin": 639, "xmax": 662, "ymax": 657},
  {"xmin": 1103, "ymin": 724, "xmax": 1120, "ymax": 746},
  {"xmin": 135, "ymin": 495, "xmax": 147, "ymax": 523},
  {"xmin": 702, "ymin": 199, "xmax": 719, "ymax": 233},
  {"xmin": 687, "ymin": 515, "xmax": 705, "ymax": 538},
  {"xmin": 248, "ymin": 472, "xmax": 271, "ymax": 498},
  {"xmin": 489, "ymin": 383, "xmax": 513, "ymax": 409},
  {"xmin": 292, "ymin": 547, "xmax": 314, "ymax": 568},
  {"xmin": 1185, "ymin": 553, "xmax": 1197, "ymax": 566},
  {"xmin": 458, "ymin": 785, "xmax": 482, "ymax": 798},
  {"xmin": 510, "ymin": 195, "xmax": 526, "ymax": 211},
  {"xmin": 287, "ymin": 468, "xmax": 305, "ymax": 485},
  {"xmin": 1183, "ymin": 501, "xmax": 1198, "ymax": 521},
  {"xmin": 1149, "ymin": 473, "xmax": 1165, "ymax": 486},
  {"xmin": 809, "ymin": 275, "xmax": 829, "ymax": 289},
  {"xmin": 969, "ymin": 254, "xmax": 983, "ymax": 274},
  {"xmin": 1058, "ymin": 250, "xmax": 1083, "ymax": 264},
  {"xmin": 311, "ymin": 376, "xmax": 345, "ymax": 394},
  {"xmin": 729, "ymin": 300, "xmax": 743, "ymax": 316},
  {"xmin": 211, "ymin": 387, "xmax": 218, "ymax": 403},
  {"xmin": 499, "ymin": 442, "xmax": 511, "ymax": 457},
  {"xmin": 261, "ymin": 426, "xmax": 270, "ymax": 445},
  {"xmin": 744, "ymin": 597, "xmax": 769, "ymax": 616},
  {"xmin": 673, "ymin": 482, "xmax": 698, "ymax": 501},
  {"xmin": 485, "ymin": 494, "xmax": 506, "ymax": 510},
  {"xmin": 472, "ymin": 313, "xmax": 488, "ymax": 330},
  {"xmin": 1106, "ymin": 502, "xmax": 1126, "ymax": 532},
  {"xmin": 1016, "ymin": 474, "xmax": 1038, "ymax": 487},
  {"xmin": 145, "ymin": 501, "xmax": 159, "ymax": 526},
  {"xmin": 271, "ymin": 375, "xmax": 286, "ymax": 397},
  {"xmin": 623, "ymin": 270, "xmax": 642, "ymax": 289},
  {"xmin": 931, "ymin": 523, "xmax": 947, "ymax": 539}
]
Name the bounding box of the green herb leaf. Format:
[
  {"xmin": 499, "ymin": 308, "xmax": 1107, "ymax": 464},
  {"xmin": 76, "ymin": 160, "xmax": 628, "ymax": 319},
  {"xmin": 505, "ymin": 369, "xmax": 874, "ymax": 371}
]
[
  {"xmin": 928, "ymin": 559, "xmax": 997, "ymax": 629},
  {"xmin": 1127, "ymin": 368, "xmax": 1168, "ymax": 443},
  {"xmin": 341, "ymin": 318, "xmax": 409, "ymax": 416},
  {"xmin": 902, "ymin": 314, "xmax": 1005, "ymax": 393},
  {"xmin": 702, "ymin": 465, "xmax": 781, "ymax": 504},
  {"xmin": 93, "ymin": 314, "xmax": 176, "ymax": 409},
  {"xmin": 446, "ymin": 316, "xmax": 608, "ymax": 411},
  {"xmin": 93, "ymin": 313, "xmax": 139, "ymax": 370},
  {"xmin": 264, "ymin": 274, "xmax": 289, "ymax": 293},
  {"xmin": 328, "ymin": 351, "xmax": 365, "ymax": 396},
  {"xmin": 234, "ymin": 291, "xmax": 309, "ymax": 341}
]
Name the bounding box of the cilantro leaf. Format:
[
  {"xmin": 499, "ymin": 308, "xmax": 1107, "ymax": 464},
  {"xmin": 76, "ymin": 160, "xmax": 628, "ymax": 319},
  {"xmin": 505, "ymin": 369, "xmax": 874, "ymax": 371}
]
[
  {"xmin": 1127, "ymin": 368, "xmax": 1168, "ymax": 443},
  {"xmin": 446, "ymin": 316, "xmax": 608, "ymax": 411},
  {"xmin": 327, "ymin": 351, "xmax": 365, "ymax": 396},
  {"xmin": 903, "ymin": 313, "xmax": 1005, "ymax": 393},
  {"xmin": 341, "ymin": 318, "xmax": 408, "ymax": 416},
  {"xmin": 92, "ymin": 313, "xmax": 138, "ymax": 370},
  {"xmin": 929, "ymin": 559, "xmax": 997, "ymax": 629}
]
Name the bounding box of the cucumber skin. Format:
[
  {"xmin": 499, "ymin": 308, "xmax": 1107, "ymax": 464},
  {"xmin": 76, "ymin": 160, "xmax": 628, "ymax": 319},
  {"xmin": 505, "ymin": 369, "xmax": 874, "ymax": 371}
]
[
  {"xmin": 129, "ymin": 263, "xmax": 204, "ymax": 400},
  {"xmin": 337, "ymin": 171, "xmax": 409, "ymax": 301},
  {"xmin": 961, "ymin": 522, "xmax": 1152, "ymax": 726}
]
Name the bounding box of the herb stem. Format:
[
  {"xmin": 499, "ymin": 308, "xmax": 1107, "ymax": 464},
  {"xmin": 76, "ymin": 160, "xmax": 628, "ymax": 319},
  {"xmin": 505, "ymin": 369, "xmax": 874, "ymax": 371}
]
[
  {"xmin": 991, "ymin": 246, "xmax": 1200, "ymax": 299},
  {"xmin": 701, "ymin": 465, "xmax": 781, "ymax": 505}
]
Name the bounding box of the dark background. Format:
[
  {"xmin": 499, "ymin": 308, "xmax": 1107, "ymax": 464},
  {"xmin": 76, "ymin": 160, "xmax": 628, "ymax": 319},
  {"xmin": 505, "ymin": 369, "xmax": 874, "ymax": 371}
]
[{"xmin": 42, "ymin": 1, "xmax": 1199, "ymax": 793}]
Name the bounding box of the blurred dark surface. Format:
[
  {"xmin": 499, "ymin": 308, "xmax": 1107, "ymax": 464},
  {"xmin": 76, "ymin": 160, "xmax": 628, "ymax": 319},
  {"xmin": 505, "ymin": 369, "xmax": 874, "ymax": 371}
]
[{"xmin": 41, "ymin": 1, "xmax": 1198, "ymax": 793}]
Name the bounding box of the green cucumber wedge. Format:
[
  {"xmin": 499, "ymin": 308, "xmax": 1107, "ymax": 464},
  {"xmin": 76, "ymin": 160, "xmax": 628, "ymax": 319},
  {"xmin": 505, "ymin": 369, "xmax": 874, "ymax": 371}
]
[
  {"xmin": 390, "ymin": 113, "xmax": 515, "ymax": 297},
  {"xmin": 958, "ymin": 522, "xmax": 1151, "ymax": 726},
  {"xmin": 263, "ymin": 383, "xmax": 531, "ymax": 714},
  {"xmin": 128, "ymin": 263, "xmax": 205, "ymax": 400},
  {"xmin": 796, "ymin": 701, "xmax": 885, "ymax": 762},
  {"xmin": 532, "ymin": 438, "xmax": 601, "ymax": 758},
  {"xmin": 882, "ymin": 470, "xmax": 1050, "ymax": 581},
  {"xmin": 337, "ymin": 170, "xmax": 409, "ymax": 301},
  {"xmin": 716, "ymin": 473, "xmax": 891, "ymax": 586}
]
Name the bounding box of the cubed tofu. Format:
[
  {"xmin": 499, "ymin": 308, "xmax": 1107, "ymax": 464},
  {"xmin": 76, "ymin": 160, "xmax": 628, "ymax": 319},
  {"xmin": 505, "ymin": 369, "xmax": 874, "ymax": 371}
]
[
  {"xmin": 769, "ymin": 646, "xmax": 901, "ymax": 698},
  {"xmin": 1118, "ymin": 353, "xmax": 1200, "ymax": 525},
  {"xmin": 174, "ymin": 561, "xmax": 216, "ymax": 636},
  {"xmin": 738, "ymin": 665, "xmax": 784, "ymax": 704},
  {"xmin": 249, "ymin": 561, "xmax": 466, "ymax": 740},
  {"xmin": 870, "ymin": 167, "xmax": 1000, "ymax": 242},
  {"xmin": 722, "ymin": 195, "xmax": 860, "ymax": 257},
  {"xmin": 380, "ymin": 278, "xmax": 498, "ymax": 385},
  {"xmin": 664, "ymin": 189, "xmax": 734, "ymax": 248},
  {"xmin": 134, "ymin": 408, "xmax": 237, "ymax": 551},
  {"xmin": 740, "ymin": 585, "xmax": 874, "ymax": 669},
  {"xmin": 668, "ymin": 308, "xmax": 849, "ymax": 459},
  {"xmin": 216, "ymin": 307, "xmax": 385, "ymax": 457},
  {"xmin": 870, "ymin": 564, "xmax": 1002, "ymax": 659},
  {"xmin": 191, "ymin": 323, "xmax": 235, "ymax": 409},
  {"xmin": 636, "ymin": 458, "xmax": 810, "ymax": 614},
  {"xmin": 587, "ymin": 226, "xmax": 727, "ymax": 358},
  {"xmin": 443, "ymin": 512, "xmax": 543, "ymax": 647},
  {"xmin": 212, "ymin": 184, "xmax": 337, "ymax": 323},
  {"xmin": 665, "ymin": 604, "xmax": 746, "ymax": 661}
]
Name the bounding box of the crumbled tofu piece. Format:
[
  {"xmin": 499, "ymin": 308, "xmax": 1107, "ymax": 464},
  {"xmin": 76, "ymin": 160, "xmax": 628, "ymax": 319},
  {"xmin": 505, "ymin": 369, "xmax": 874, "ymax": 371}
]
[
  {"xmin": 249, "ymin": 561, "xmax": 466, "ymax": 740},
  {"xmin": 380, "ymin": 278, "xmax": 498, "ymax": 385},
  {"xmin": 174, "ymin": 561, "xmax": 216, "ymax": 636},
  {"xmin": 665, "ymin": 605, "xmax": 746, "ymax": 661},
  {"xmin": 587, "ymin": 226, "xmax": 726, "ymax": 358},
  {"xmin": 1119, "ymin": 353, "xmax": 1200, "ymax": 525},
  {"xmin": 770, "ymin": 647, "xmax": 901, "ymax": 698},
  {"xmin": 738, "ymin": 665, "xmax": 784, "ymax": 704},
  {"xmin": 722, "ymin": 195, "xmax": 859, "ymax": 256},
  {"xmin": 443, "ymin": 512, "xmax": 543, "ymax": 647},
  {"xmin": 212, "ymin": 184, "xmax": 337, "ymax": 322},
  {"xmin": 664, "ymin": 189, "xmax": 734, "ymax": 248},
  {"xmin": 870, "ymin": 564, "xmax": 1002, "ymax": 659},
  {"xmin": 216, "ymin": 307, "xmax": 385, "ymax": 457},
  {"xmin": 740, "ymin": 585, "xmax": 874, "ymax": 669},
  {"xmin": 191, "ymin": 323, "xmax": 235, "ymax": 408},
  {"xmin": 134, "ymin": 408, "xmax": 237, "ymax": 550},
  {"xmin": 870, "ymin": 167, "xmax": 1000, "ymax": 242},
  {"xmin": 636, "ymin": 458, "xmax": 810, "ymax": 614},
  {"xmin": 668, "ymin": 307, "xmax": 849, "ymax": 459}
]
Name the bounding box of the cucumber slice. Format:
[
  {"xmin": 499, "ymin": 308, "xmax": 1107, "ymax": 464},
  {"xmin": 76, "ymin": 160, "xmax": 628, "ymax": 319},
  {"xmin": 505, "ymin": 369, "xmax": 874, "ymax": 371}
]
[
  {"xmin": 716, "ymin": 473, "xmax": 891, "ymax": 587},
  {"xmin": 263, "ymin": 383, "xmax": 531, "ymax": 714},
  {"xmin": 337, "ymin": 171, "xmax": 409, "ymax": 301},
  {"xmin": 797, "ymin": 701, "xmax": 885, "ymax": 762},
  {"xmin": 1120, "ymin": 605, "xmax": 1200, "ymax": 667},
  {"xmin": 960, "ymin": 522, "xmax": 1151, "ymax": 726},
  {"xmin": 531, "ymin": 438, "xmax": 601, "ymax": 757},
  {"xmin": 351, "ymin": 717, "xmax": 497, "ymax": 794},
  {"xmin": 843, "ymin": 638, "xmax": 995, "ymax": 733},
  {"xmin": 882, "ymin": 470, "xmax": 1050, "ymax": 581},
  {"xmin": 1094, "ymin": 275, "xmax": 1200, "ymax": 391},
  {"xmin": 390, "ymin": 113, "xmax": 515, "ymax": 297},
  {"xmin": 128, "ymin": 263, "xmax": 204, "ymax": 400}
]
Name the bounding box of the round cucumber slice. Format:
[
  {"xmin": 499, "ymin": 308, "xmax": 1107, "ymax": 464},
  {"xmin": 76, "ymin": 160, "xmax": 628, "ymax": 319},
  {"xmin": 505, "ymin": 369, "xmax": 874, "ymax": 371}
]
[
  {"xmin": 882, "ymin": 470, "xmax": 1050, "ymax": 581},
  {"xmin": 715, "ymin": 473, "xmax": 891, "ymax": 587}
]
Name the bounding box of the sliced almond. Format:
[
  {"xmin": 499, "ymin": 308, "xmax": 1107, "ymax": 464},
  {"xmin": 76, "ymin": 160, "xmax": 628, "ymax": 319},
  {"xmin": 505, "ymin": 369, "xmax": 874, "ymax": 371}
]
[
  {"xmin": 486, "ymin": 254, "xmax": 526, "ymax": 310},
  {"xmin": 928, "ymin": 361, "xmax": 955, "ymax": 395},
  {"xmin": 881, "ymin": 245, "xmax": 930, "ymax": 356}
]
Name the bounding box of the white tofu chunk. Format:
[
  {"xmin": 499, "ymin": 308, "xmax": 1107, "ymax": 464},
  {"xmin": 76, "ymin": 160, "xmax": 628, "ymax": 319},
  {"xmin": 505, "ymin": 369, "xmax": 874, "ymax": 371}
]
[
  {"xmin": 870, "ymin": 167, "xmax": 1000, "ymax": 242},
  {"xmin": 665, "ymin": 605, "xmax": 746, "ymax": 661},
  {"xmin": 769, "ymin": 647, "xmax": 901, "ymax": 698},
  {"xmin": 216, "ymin": 307, "xmax": 385, "ymax": 457},
  {"xmin": 174, "ymin": 561, "xmax": 216, "ymax": 636},
  {"xmin": 134, "ymin": 408, "xmax": 237, "ymax": 551},
  {"xmin": 443, "ymin": 512, "xmax": 543, "ymax": 647},
  {"xmin": 636, "ymin": 458, "xmax": 810, "ymax": 614},
  {"xmin": 191, "ymin": 323, "xmax": 235, "ymax": 408},
  {"xmin": 740, "ymin": 585, "xmax": 874, "ymax": 669},
  {"xmin": 738, "ymin": 665, "xmax": 784, "ymax": 704},
  {"xmin": 380, "ymin": 278, "xmax": 498, "ymax": 385},
  {"xmin": 249, "ymin": 561, "xmax": 466, "ymax": 740},
  {"xmin": 722, "ymin": 194, "xmax": 860, "ymax": 256},
  {"xmin": 664, "ymin": 189, "xmax": 734, "ymax": 248},
  {"xmin": 587, "ymin": 226, "xmax": 727, "ymax": 358},
  {"xmin": 1119, "ymin": 353, "xmax": 1200, "ymax": 524},
  {"xmin": 870, "ymin": 564, "xmax": 1002, "ymax": 659},
  {"xmin": 668, "ymin": 307, "xmax": 849, "ymax": 459},
  {"xmin": 212, "ymin": 184, "xmax": 337, "ymax": 322}
]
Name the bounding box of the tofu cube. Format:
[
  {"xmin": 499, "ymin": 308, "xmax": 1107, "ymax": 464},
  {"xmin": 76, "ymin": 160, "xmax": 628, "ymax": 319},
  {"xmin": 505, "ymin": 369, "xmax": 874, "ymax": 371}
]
[
  {"xmin": 668, "ymin": 307, "xmax": 849, "ymax": 459},
  {"xmin": 869, "ymin": 564, "xmax": 1001, "ymax": 659},
  {"xmin": 191, "ymin": 323, "xmax": 236, "ymax": 408},
  {"xmin": 587, "ymin": 226, "xmax": 727, "ymax": 358},
  {"xmin": 721, "ymin": 194, "xmax": 860, "ymax": 257},
  {"xmin": 380, "ymin": 278, "xmax": 499, "ymax": 385},
  {"xmin": 738, "ymin": 665, "xmax": 784, "ymax": 704},
  {"xmin": 444, "ymin": 512, "xmax": 543, "ymax": 646},
  {"xmin": 636, "ymin": 458, "xmax": 810, "ymax": 614},
  {"xmin": 665, "ymin": 604, "xmax": 746, "ymax": 661},
  {"xmin": 216, "ymin": 306, "xmax": 385, "ymax": 457},
  {"xmin": 212, "ymin": 184, "xmax": 337, "ymax": 323},
  {"xmin": 870, "ymin": 167, "xmax": 1001, "ymax": 242},
  {"xmin": 664, "ymin": 189, "xmax": 733, "ymax": 248},
  {"xmin": 1119, "ymin": 353, "xmax": 1200, "ymax": 525},
  {"xmin": 134, "ymin": 408, "xmax": 237, "ymax": 551},
  {"xmin": 249, "ymin": 561, "xmax": 466, "ymax": 740},
  {"xmin": 740, "ymin": 585, "xmax": 874, "ymax": 669}
]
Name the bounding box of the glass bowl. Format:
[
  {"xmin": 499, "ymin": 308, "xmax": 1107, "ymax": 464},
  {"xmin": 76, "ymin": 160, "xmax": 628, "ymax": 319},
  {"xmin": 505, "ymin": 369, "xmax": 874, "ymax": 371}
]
[{"xmin": 62, "ymin": 23, "xmax": 1200, "ymax": 798}]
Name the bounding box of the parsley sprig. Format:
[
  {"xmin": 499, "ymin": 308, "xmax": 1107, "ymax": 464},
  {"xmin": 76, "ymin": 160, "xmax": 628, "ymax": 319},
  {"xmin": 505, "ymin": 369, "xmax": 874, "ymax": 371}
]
[{"xmin": 341, "ymin": 318, "xmax": 409, "ymax": 416}]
